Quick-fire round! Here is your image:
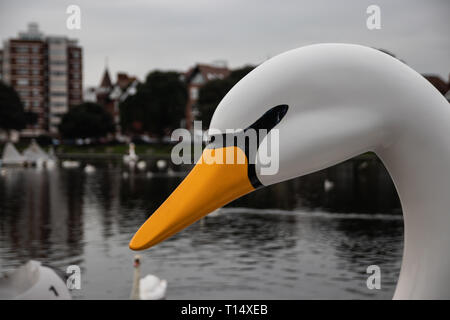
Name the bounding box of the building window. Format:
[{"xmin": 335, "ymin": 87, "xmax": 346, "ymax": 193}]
[
  {"xmin": 190, "ymin": 87, "xmax": 199, "ymax": 100},
  {"xmin": 16, "ymin": 46, "xmax": 28, "ymax": 53},
  {"xmin": 50, "ymin": 60, "xmax": 66, "ymax": 65},
  {"xmin": 32, "ymin": 69, "xmax": 40, "ymax": 75},
  {"xmin": 51, "ymin": 81, "xmax": 66, "ymax": 86},
  {"xmin": 17, "ymin": 69, "xmax": 28, "ymax": 75},
  {"xmin": 50, "ymin": 91, "xmax": 66, "ymax": 97},
  {"xmin": 50, "ymin": 49, "xmax": 66, "ymax": 56},
  {"xmin": 51, "ymin": 102, "xmax": 65, "ymax": 107},
  {"xmin": 19, "ymin": 90, "xmax": 29, "ymax": 97},
  {"xmin": 51, "ymin": 71, "xmax": 66, "ymax": 76},
  {"xmin": 17, "ymin": 78, "xmax": 29, "ymax": 86},
  {"xmin": 31, "ymin": 46, "xmax": 39, "ymax": 53},
  {"xmin": 16, "ymin": 57, "xmax": 29, "ymax": 64},
  {"xmin": 32, "ymin": 80, "xmax": 40, "ymax": 86},
  {"xmin": 192, "ymin": 73, "xmax": 204, "ymax": 85},
  {"xmin": 32, "ymin": 100, "xmax": 40, "ymax": 107}
]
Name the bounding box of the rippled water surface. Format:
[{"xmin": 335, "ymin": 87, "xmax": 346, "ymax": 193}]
[{"xmin": 0, "ymin": 159, "xmax": 403, "ymax": 299}]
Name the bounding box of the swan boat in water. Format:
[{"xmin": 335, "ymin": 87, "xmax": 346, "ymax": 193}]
[
  {"xmin": 129, "ymin": 44, "xmax": 450, "ymax": 299},
  {"xmin": 0, "ymin": 261, "xmax": 71, "ymax": 300}
]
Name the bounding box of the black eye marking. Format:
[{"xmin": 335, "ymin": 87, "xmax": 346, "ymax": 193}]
[
  {"xmin": 245, "ymin": 104, "xmax": 288, "ymax": 188},
  {"xmin": 207, "ymin": 104, "xmax": 289, "ymax": 147},
  {"xmin": 206, "ymin": 104, "xmax": 289, "ymax": 189},
  {"xmin": 246, "ymin": 104, "xmax": 289, "ymax": 136}
]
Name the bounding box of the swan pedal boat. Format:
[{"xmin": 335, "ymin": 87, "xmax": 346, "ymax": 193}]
[
  {"xmin": 129, "ymin": 43, "xmax": 450, "ymax": 299},
  {"xmin": 0, "ymin": 261, "xmax": 71, "ymax": 300}
]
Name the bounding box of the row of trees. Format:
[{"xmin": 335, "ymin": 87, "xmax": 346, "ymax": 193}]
[
  {"xmin": 59, "ymin": 102, "xmax": 114, "ymax": 139},
  {"xmin": 0, "ymin": 81, "xmax": 37, "ymax": 134},
  {"xmin": 60, "ymin": 71, "xmax": 188, "ymax": 139},
  {"xmin": 1, "ymin": 66, "xmax": 255, "ymax": 140},
  {"xmin": 114, "ymin": 66, "xmax": 254, "ymax": 136},
  {"xmin": 119, "ymin": 71, "xmax": 187, "ymax": 136}
]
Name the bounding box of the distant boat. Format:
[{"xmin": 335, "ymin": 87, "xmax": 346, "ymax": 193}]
[
  {"xmin": 46, "ymin": 146, "xmax": 58, "ymax": 169},
  {"xmin": 1, "ymin": 142, "xmax": 26, "ymax": 166},
  {"xmin": 22, "ymin": 140, "xmax": 53, "ymax": 167},
  {"xmin": 324, "ymin": 179, "xmax": 335, "ymax": 192},
  {"xmin": 61, "ymin": 160, "xmax": 80, "ymax": 169},
  {"xmin": 136, "ymin": 160, "xmax": 147, "ymax": 171},
  {"xmin": 0, "ymin": 261, "xmax": 71, "ymax": 300},
  {"xmin": 84, "ymin": 164, "xmax": 96, "ymax": 173},
  {"xmin": 167, "ymin": 167, "xmax": 176, "ymax": 177},
  {"xmin": 123, "ymin": 143, "xmax": 138, "ymax": 166},
  {"xmin": 156, "ymin": 159, "xmax": 167, "ymax": 171}
]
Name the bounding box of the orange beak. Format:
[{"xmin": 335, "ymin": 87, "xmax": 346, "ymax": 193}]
[{"xmin": 129, "ymin": 146, "xmax": 256, "ymax": 251}]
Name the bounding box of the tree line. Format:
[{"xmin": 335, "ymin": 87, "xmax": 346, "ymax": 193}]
[
  {"xmin": 0, "ymin": 81, "xmax": 37, "ymax": 135},
  {"xmin": 0, "ymin": 66, "xmax": 254, "ymax": 141}
]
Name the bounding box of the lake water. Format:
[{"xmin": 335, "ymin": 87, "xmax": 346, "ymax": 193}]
[{"xmin": 0, "ymin": 157, "xmax": 404, "ymax": 299}]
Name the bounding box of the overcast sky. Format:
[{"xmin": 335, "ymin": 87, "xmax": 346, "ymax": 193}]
[{"xmin": 1, "ymin": 0, "xmax": 448, "ymax": 87}]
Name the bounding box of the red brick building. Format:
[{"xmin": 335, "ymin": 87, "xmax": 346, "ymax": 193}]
[
  {"xmin": 95, "ymin": 68, "xmax": 139, "ymax": 134},
  {"xmin": 2, "ymin": 36, "xmax": 47, "ymax": 136},
  {"xmin": 0, "ymin": 23, "xmax": 82, "ymax": 136},
  {"xmin": 184, "ymin": 63, "xmax": 230, "ymax": 130}
]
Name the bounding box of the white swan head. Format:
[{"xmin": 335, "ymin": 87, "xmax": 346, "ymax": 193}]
[
  {"xmin": 134, "ymin": 254, "xmax": 141, "ymax": 268},
  {"xmin": 130, "ymin": 44, "xmax": 450, "ymax": 299}
]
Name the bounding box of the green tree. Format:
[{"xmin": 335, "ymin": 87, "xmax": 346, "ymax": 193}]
[
  {"xmin": 59, "ymin": 102, "xmax": 115, "ymax": 139},
  {"xmin": 0, "ymin": 81, "xmax": 26, "ymax": 133},
  {"xmin": 197, "ymin": 66, "xmax": 255, "ymax": 128},
  {"xmin": 119, "ymin": 71, "xmax": 187, "ymax": 136}
]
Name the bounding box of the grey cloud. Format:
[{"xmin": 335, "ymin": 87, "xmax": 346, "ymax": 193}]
[{"xmin": 1, "ymin": 0, "xmax": 448, "ymax": 87}]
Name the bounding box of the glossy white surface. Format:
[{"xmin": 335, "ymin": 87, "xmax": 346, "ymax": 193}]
[
  {"xmin": 0, "ymin": 261, "xmax": 71, "ymax": 300},
  {"xmin": 210, "ymin": 44, "xmax": 450, "ymax": 299}
]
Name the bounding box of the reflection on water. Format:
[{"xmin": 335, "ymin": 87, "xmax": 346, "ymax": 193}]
[{"xmin": 0, "ymin": 158, "xmax": 403, "ymax": 299}]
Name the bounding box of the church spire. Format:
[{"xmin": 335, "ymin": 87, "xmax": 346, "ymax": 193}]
[{"xmin": 99, "ymin": 62, "xmax": 112, "ymax": 89}]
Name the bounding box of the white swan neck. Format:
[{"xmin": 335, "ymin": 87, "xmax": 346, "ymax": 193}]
[
  {"xmin": 378, "ymin": 92, "xmax": 450, "ymax": 299},
  {"xmin": 130, "ymin": 266, "xmax": 140, "ymax": 300}
]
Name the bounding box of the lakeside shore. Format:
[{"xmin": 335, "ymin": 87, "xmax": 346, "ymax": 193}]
[{"xmin": 1, "ymin": 142, "xmax": 380, "ymax": 161}]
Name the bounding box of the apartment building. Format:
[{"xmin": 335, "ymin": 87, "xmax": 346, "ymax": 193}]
[
  {"xmin": 0, "ymin": 23, "xmax": 82, "ymax": 136},
  {"xmin": 47, "ymin": 36, "xmax": 82, "ymax": 133}
]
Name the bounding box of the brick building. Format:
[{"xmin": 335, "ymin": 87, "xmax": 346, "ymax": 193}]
[
  {"xmin": 184, "ymin": 63, "xmax": 230, "ymax": 130},
  {"xmin": 0, "ymin": 23, "xmax": 82, "ymax": 136},
  {"xmin": 94, "ymin": 68, "xmax": 139, "ymax": 134}
]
